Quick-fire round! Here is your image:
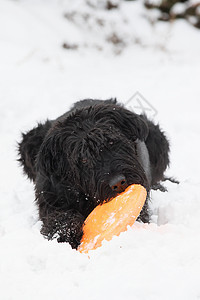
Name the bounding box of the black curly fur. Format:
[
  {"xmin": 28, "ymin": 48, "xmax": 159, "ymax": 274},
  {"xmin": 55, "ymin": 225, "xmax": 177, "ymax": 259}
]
[{"xmin": 18, "ymin": 99, "xmax": 170, "ymax": 249}]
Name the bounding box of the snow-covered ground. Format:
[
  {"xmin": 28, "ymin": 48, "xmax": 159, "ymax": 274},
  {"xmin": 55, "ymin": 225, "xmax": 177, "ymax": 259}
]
[{"xmin": 0, "ymin": 0, "xmax": 200, "ymax": 299}]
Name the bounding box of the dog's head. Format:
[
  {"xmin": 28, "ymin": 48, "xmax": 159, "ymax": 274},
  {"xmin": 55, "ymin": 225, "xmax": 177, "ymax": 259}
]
[{"xmin": 37, "ymin": 104, "xmax": 150, "ymax": 205}]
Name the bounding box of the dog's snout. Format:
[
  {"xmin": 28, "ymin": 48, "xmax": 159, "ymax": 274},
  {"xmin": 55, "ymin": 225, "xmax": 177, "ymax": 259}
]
[{"xmin": 109, "ymin": 175, "xmax": 128, "ymax": 193}]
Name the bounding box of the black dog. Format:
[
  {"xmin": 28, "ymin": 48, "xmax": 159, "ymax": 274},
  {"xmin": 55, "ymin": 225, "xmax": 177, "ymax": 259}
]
[{"xmin": 18, "ymin": 99, "xmax": 170, "ymax": 249}]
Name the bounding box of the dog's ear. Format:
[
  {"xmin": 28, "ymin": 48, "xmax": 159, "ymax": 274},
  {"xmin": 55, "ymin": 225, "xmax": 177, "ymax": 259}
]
[
  {"xmin": 18, "ymin": 121, "xmax": 52, "ymax": 181},
  {"xmin": 95, "ymin": 105, "xmax": 149, "ymax": 141},
  {"xmin": 36, "ymin": 131, "xmax": 69, "ymax": 178},
  {"xmin": 119, "ymin": 110, "xmax": 149, "ymax": 141}
]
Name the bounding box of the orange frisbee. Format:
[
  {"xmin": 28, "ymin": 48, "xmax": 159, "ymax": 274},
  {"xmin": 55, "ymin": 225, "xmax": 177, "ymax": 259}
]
[{"xmin": 78, "ymin": 184, "xmax": 147, "ymax": 253}]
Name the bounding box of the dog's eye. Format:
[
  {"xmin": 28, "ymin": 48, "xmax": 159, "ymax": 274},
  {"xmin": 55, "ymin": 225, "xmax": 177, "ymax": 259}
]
[
  {"xmin": 109, "ymin": 141, "xmax": 114, "ymax": 146},
  {"xmin": 82, "ymin": 158, "xmax": 88, "ymax": 164}
]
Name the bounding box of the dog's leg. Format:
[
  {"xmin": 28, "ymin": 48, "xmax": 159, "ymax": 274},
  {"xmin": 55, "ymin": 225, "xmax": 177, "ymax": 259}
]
[
  {"xmin": 152, "ymin": 177, "xmax": 179, "ymax": 192},
  {"xmin": 137, "ymin": 196, "xmax": 150, "ymax": 223},
  {"xmin": 35, "ymin": 174, "xmax": 85, "ymax": 249},
  {"xmin": 40, "ymin": 209, "xmax": 85, "ymax": 249},
  {"xmin": 151, "ymin": 182, "xmax": 168, "ymax": 192},
  {"xmin": 18, "ymin": 121, "xmax": 51, "ymax": 181},
  {"xmin": 163, "ymin": 176, "xmax": 180, "ymax": 184}
]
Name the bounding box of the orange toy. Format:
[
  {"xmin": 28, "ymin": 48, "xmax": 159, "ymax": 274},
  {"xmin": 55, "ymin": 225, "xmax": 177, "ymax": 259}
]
[{"xmin": 78, "ymin": 184, "xmax": 147, "ymax": 253}]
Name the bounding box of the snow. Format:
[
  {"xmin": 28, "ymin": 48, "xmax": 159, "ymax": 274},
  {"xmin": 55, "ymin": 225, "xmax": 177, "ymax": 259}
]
[
  {"xmin": 0, "ymin": 0, "xmax": 200, "ymax": 299},
  {"xmin": 171, "ymin": 3, "xmax": 187, "ymax": 15}
]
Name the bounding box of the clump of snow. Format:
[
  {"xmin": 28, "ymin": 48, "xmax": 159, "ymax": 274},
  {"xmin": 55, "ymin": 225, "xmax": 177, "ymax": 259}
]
[
  {"xmin": 1, "ymin": 0, "xmax": 200, "ymax": 299},
  {"xmin": 171, "ymin": 3, "xmax": 187, "ymax": 15}
]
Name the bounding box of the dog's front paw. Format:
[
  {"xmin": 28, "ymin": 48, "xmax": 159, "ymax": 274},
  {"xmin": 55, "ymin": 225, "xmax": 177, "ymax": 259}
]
[
  {"xmin": 41, "ymin": 210, "xmax": 84, "ymax": 249},
  {"xmin": 57, "ymin": 218, "xmax": 84, "ymax": 249}
]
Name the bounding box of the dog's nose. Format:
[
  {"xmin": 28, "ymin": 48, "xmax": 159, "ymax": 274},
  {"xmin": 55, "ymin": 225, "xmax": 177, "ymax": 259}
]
[{"xmin": 109, "ymin": 175, "xmax": 128, "ymax": 193}]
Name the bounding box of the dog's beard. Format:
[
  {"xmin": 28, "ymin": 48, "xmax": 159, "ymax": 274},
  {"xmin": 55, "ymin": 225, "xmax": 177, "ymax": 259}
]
[
  {"xmin": 68, "ymin": 133, "xmax": 149, "ymax": 206},
  {"xmin": 78, "ymin": 155, "xmax": 149, "ymax": 205}
]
